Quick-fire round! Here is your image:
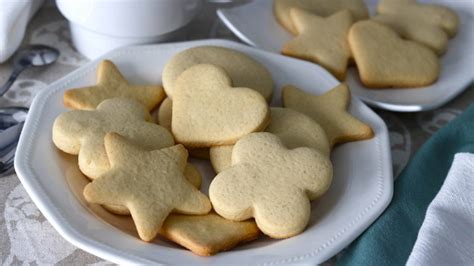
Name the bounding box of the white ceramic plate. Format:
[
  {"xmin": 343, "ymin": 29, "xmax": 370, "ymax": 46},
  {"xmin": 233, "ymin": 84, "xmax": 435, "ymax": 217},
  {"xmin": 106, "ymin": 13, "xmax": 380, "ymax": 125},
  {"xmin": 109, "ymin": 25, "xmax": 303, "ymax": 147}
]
[
  {"xmin": 15, "ymin": 39, "xmax": 392, "ymax": 265},
  {"xmin": 218, "ymin": 0, "xmax": 474, "ymax": 112}
]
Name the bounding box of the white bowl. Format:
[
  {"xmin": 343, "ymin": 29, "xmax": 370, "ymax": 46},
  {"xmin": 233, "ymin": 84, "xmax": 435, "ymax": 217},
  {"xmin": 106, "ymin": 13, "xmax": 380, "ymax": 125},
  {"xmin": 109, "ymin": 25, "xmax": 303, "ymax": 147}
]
[{"xmin": 57, "ymin": 0, "xmax": 202, "ymax": 58}]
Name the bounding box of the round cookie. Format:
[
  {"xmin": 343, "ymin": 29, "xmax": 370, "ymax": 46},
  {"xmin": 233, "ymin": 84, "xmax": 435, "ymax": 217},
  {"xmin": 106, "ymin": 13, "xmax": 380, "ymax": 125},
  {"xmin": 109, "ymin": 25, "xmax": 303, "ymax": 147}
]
[
  {"xmin": 210, "ymin": 107, "xmax": 330, "ymax": 173},
  {"xmin": 158, "ymin": 97, "xmax": 173, "ymax": 131},
  {"xmin": 103, "ymin": 163, "xmax": 203, "ymax": 215},
  {"xmin": 162, "ymin": 46, "xmax": 274, "ymax": 101},
  {"xmin": 274, "ymin": 0, "xmax": 368, "ymax": 34}
]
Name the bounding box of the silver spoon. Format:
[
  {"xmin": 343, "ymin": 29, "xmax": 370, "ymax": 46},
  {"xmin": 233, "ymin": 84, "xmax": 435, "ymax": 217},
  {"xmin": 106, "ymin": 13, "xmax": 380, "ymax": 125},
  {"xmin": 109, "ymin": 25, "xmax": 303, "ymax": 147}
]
[
  {"xmin": 0, "ymin": 45, "xmax": 60, "ymax": 176},
  {"xmin": 0, "ymin": 45, "xmax": 59, "ymax": 97}
]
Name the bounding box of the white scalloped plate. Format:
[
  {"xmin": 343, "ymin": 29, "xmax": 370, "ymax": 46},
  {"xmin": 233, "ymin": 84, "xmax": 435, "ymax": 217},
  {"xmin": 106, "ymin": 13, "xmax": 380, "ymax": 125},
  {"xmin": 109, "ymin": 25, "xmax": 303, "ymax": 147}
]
[
  {"xmin": 15, "ymin": 39, "xmax": 392, "ymax": 265},
  {"xmin": 217, "ymin": 0, "xmax": 474, "ymax": 112}
]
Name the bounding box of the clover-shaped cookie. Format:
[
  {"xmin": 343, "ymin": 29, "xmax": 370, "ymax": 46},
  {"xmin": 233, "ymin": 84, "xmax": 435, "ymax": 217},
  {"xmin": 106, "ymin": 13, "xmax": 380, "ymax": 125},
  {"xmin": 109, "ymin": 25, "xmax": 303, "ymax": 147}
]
[
  {"xmin": 172, "ymin": 64, "xmax": 270, "ymax": 148},
  {"xmin": 64, "ymin": 60, "xmax": 166, "ymax": 111},
  {"xmin": 209, "ymin": 107, "xmax": 330, "ymax": 173},
  {"xmin": 52, "ymin": 98, "xmax": 174, "ymax": 179},
  {"xmin": 377, "ymin": 0, "xmax": 459, "ymax": 37},
  {"xmin": 282, "ymin": 9, "xmax": 353, "ymax": 80},
  {"xmin": 209, "ymin": 133, "xmax": 332, "ymax": 238},
  {"xmin": 348, "ymin": 20, "xmax": 439, "ymax": 88},
  {"xmin": 83, "ymin": 133, "xmax": 211, "ymax": 241}
]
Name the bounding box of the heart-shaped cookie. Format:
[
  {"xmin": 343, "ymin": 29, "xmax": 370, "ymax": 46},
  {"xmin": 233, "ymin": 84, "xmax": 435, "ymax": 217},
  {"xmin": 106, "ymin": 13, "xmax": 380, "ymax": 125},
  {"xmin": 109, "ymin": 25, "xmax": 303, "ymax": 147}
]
[
  {"xmin": 377, "ymin": 0, "xmax": 459, "ymax": 37},
  {"xmin": 171, "ymin": 64, "xmax": 270, "ymax": 148},
  {"xmin": 371, "ymin": 14, "xmax": 448, "ymax": 55},
  {"xmin": 348, "ymin": 20, "xmax": 439, "ymax": 88}
]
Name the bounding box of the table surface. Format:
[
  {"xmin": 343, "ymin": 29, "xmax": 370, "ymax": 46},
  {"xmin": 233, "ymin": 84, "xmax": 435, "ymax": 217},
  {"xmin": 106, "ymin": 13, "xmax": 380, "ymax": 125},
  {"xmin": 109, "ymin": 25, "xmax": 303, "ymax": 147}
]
[{"xmin": 0, "ymin": 2, "xmax": 473, "ymax": 265}]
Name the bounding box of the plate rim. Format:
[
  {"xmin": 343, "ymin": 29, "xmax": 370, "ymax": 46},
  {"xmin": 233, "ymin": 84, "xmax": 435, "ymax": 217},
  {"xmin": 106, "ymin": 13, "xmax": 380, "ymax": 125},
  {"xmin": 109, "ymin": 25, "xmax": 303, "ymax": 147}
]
[
  {"xmin": 217, "ymin": 0, "xmax": 474, "ymax": 112},
  {"xmin": 14, "ymin": 39, "xmax": 393, "ymax": 265}
]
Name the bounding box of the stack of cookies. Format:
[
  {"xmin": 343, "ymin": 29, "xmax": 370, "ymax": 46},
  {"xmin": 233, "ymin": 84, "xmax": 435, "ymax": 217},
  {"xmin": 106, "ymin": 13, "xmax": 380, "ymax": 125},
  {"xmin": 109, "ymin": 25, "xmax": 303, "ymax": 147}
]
[
  {"xmin": 52, "ymin": 46, "xmax": 374, "ymax": 256},
  {"xmin": 276, "ymin": 0, "xmax": 459, "ymax": 88}
]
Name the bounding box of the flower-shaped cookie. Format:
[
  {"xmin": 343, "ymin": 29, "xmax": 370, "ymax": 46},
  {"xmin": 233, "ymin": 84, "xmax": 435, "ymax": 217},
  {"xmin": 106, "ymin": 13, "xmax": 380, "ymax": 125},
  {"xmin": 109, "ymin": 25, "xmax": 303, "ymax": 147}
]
[
  {"xmin": 209, "ymin": 107, "xmax": 330, "ymax": 173},
  {"xmin": 209, "ymin": 132, "xmax": 333, "ymax": 238},
  {"xmin": 52, "ymin": 97, "xmax": 174, "ymax": 179},
  {"xmin": 83, "ymin": 133, "xmax": 211, "ymax": 241}
]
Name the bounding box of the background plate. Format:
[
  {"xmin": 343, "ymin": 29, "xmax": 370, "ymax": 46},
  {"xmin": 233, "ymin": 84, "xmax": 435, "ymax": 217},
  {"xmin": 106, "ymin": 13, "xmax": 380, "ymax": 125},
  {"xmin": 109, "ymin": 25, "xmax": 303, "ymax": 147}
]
[
  {"xmin": 15, "ymin": 39, "xmax": 392, "ymax": 265},
  {"xmin": 218, "ymin": 0, "xmax": 474, "ymax": 112}
]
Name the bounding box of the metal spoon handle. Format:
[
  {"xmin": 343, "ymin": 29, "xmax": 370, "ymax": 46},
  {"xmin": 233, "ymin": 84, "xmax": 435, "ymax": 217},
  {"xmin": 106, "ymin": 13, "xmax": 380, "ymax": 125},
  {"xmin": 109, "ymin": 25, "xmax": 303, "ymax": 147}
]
[{"xmin": 0, "ymin": 66, "xmax": 26, "ymax": 97}]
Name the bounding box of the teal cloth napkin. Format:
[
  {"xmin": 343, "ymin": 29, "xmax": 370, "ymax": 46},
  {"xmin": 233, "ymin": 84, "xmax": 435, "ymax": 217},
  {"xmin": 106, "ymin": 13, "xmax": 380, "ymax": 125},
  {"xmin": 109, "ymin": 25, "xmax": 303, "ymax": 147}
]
[{"xmin": 338, "ymin": 105, "xmax": 474, "ymax": 266}]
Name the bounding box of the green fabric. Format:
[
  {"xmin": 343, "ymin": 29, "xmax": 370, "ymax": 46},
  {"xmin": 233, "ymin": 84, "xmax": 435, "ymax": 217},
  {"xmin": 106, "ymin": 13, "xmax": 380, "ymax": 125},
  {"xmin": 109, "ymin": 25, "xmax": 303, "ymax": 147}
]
[{"xmin": 338, "ymin": 105, "xmax": 474, "ymax": 266}]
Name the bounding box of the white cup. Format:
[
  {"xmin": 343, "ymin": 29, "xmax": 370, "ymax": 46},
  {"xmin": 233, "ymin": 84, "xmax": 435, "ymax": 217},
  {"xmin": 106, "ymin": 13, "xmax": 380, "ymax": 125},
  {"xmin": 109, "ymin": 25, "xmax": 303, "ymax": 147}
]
[{"xmin": 56, "ymin": 0, "xmax": 203, "ymax": 59}]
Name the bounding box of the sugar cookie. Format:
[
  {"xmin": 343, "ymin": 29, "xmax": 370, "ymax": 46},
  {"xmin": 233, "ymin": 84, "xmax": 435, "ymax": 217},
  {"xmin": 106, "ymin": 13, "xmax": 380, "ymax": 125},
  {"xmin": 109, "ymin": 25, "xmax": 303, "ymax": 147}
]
[
  {"xmin": 209, "ymin": 133, "xmax": 332, "ymax": 238},
  {"xmin": 274, "ymin": 0, "xmax": 368, "ymax": 34},
  {"xmin": 162, "ymin": 46, "xmax": 273, "ymax": 101},
  {"xmin": 282, "ymin": 9, "xmax": 353, "ymax": 80},
  {"xmin": 52, "ymin": 98, "xmax": 174, "ymax": 179},
  {"xmin": 371, "ymin": 14, "xmax": 448, "ymax": 55},
  {"xmin": 377, "ymin": 0, "xmax": 459, "ymax": 37},
  {"xmin": 282, "ymin": 83, "xmax": 374, "ymax": 147},
  {"xmin": 103, "ymin": 163, "xmax": 202, "ymax": 215},
  {"xmin": 158, "ymin": 97, "xmax": 172, "ymax": 131},
  {"xmin": 209, "ymin": 145, "xmax": 234, "ymax": 174},
  {"xmin": 172, "ymin": 64, "xmax": 270, "ymax": 148},
  {"xmin": 348, "ymin": 20, "xmax": 440, "ymax": 88},
  {"xmin": 64, "ymin": 60, "xmax": 165, "ymax": 111},
  {"xmin": 83, "ymin": 133, "xmax": 211, "ymax": 242},
  {"xmin": 160, "ymin": 213, "xmax": 259, "ymax": 256},
  {"xmin": 157, "ymin": 97, "xmax": 210, "ymax": 159},
  {"xmin": 210, "ymin": 107, "xmax": 330, "ymax": 173}
]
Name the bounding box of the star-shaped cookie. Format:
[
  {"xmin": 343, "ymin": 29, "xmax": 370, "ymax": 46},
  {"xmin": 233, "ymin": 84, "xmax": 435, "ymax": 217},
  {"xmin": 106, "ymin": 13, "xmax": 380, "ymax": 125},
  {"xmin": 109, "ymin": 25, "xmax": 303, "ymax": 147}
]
[
  {"xmin": 102, "ymin": 162, "xmax": 203, "ymax": 215},
  {"xmin": 282, "ymin": 83, "xmax": 374, "ymax": 147},
  {"xmin": 282, "ymin": 8, "xmax": 354, "ymax": 80},
  {"xmin": 52, "ymin": 98, "xmax": 174, "ymax": 179},
  {"xmin": 160, "ymin": 213, "xmax": 260, "ymax": 256},
  {"xmin": 64, "ymin": 60, "xmax": 165, "ymax": 111},
  {"xmin": 83, "ymin": 133, "xmax": 212, "ymax": 242}
]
